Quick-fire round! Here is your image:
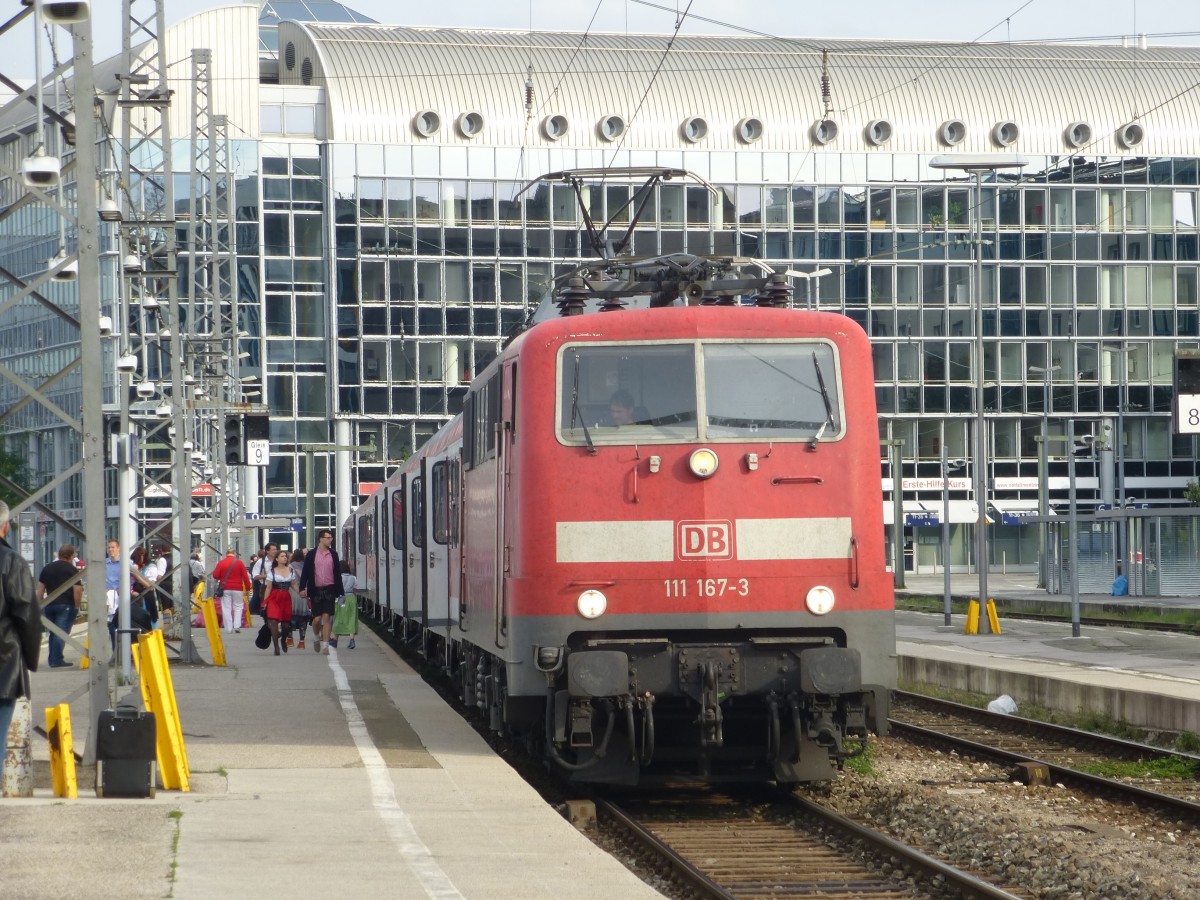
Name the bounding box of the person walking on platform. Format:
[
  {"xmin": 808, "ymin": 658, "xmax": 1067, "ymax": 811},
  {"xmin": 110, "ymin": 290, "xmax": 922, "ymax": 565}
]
[
  {"xmin": 299, "ymin": 529, "xmax": 342, "ymax": 656},
  {"xmin": 264, "ymin": 550, "xmax": 295, "ymax": 656},
  {"xmin": 289, "ymin": 548, "xmax": 308, "ymax": 648},
  {"xmin": 211, "ymin": 548, "xmax": 251, "ymax": 634},
  {"xmin": 0, "ymin": 500, "xmax": 40, "ymax": 741},
  {"xmin": 188, "ymin": 552, "xmax": 205, "ymax": 595},
  {"xmin": 250, "ymin": 543, "xmax": 278, "ymax": 625},
  {"xmin": 36, "ymin": 544, "xmax": 82, "ymax": 668},
  {"xmin": 329, "ymin": 560, "xmax": 359, "ymax": 650}
]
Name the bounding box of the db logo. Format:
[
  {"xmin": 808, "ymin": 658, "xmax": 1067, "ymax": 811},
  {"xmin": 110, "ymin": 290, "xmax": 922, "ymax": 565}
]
[{"xmin": 677, "ymin": 520, "xmax": 734, "ymax": 560}]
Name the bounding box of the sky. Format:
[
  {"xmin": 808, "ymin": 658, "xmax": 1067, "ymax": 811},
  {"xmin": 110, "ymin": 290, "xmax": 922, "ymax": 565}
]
[{"xmin": 5, "ymin": 0, "xmax": 1199, "ymax": 81}]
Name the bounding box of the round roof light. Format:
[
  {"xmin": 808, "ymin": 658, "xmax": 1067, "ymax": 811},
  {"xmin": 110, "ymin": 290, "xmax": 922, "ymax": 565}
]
[
  {"xmin": 412, "ymin": 110, "xmax": 441, "ymax": 138},
  {"xmin": 1064, "ymin": 121, "xmax": 1092, "ymax": 149},
  {"xmin": 681, "ymin": 116, "xmax": 708, "ymax": 144},
  {"xmin": 865, "ymin": 119, "xmax": 893, "ymax": 146},
  {"xmin": 577, "ymin": 589, "xmax": 607, "ymax": 620},
  {"xmin": 542, "ymin": 114, "xmax": 569, "ymax": 141},
  {"xmin": 598, "ymin": 114, "xmax": 626, "ymax": 142},
  {"xmin": 811, "ymin": 119, "xmax": 838, "ymax": 145},
  {"xmin": 456, "ymin": 111, "xmax": 484, "ymax": 139},
  {"xmin": 992, "ymin": 120, "xmax": 1020, "ymax": 147},
  {"xmin": 736, "ymin": 116, "xmax": 764, "ymax": 144},
  {"xmin": 939, "ymin": 119, "xmax": 967, "ymax": 147},
  {"xmin": 805, "ymin": 585, "xmax": 836, "ymax": 615},
  {"xmin": 1117, "ymin": 122, "xmax": 1145, "ymax": 149},
  {"xmin": 689, "ymin": 448, "xmax": 719, "ymax": 479}
]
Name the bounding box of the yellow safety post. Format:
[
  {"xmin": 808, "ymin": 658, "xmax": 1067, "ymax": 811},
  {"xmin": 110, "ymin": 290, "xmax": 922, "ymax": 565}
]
[
  {"xmin": 985, "ymin": 598, "xmax": 1002, "ymax": 634},
  {"xmin": 964, "ymin": 599, "xmax": 980, "ymax": 635},
  {"xmin": 136, "ymin": 630, "xmax": 190, "ymax": 791},
  {"xmin": 243, "ymin": 589, "xmax": 251, "ymax": 628},
  {"xmin": 200, "ymin": 596, "xmax": 226, "ymax": 667},
  {"xmin": 45, "ymin": 704, "xmax": 77, "ymax": 798},
  {"xmin": 79, "ymin": 634, "xmax": 89, "ymax": 669}
]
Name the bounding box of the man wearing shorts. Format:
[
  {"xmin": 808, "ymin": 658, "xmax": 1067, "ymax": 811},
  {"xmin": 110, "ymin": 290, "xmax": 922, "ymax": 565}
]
[{"xmin": 298, "ymin": 529, "xmax": 342, "ymax": 655}]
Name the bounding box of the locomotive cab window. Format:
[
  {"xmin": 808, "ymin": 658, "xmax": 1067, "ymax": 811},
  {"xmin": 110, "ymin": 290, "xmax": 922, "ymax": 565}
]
[
  {"xmin": 558, "ymin": 340, "xmax": 843, "ymax": 445},
  {"xmin": 559, "ymin": 344, "xmax": 698, "ymax": 443},
  {"xmin": 703, "ymin": 342, "xmax": 842, "ymax": 440}
]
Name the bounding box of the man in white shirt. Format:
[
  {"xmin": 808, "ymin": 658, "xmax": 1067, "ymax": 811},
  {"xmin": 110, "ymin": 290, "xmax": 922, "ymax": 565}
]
[{"xmin": 250, "ymin": 543, "xmax": 278, "ymax": 623}]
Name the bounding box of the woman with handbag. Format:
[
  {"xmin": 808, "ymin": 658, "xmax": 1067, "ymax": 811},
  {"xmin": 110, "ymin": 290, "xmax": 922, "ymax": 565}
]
[{"xmin": 264, "ymin": 550, "xmax": 296, "ymax": 656}]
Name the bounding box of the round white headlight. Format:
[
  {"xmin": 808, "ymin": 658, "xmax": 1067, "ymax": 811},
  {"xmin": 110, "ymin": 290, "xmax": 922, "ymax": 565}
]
[
  {"xmin": 689, "ymin": 448, "xmax": 719, "ymax": 479},
  {"xmin": 577, "ymin": 589, "xmax": 607, "ymax": 619},
  {"xmin": 805, "ymin": 585, "xmax": 836, "ymax": 615}
]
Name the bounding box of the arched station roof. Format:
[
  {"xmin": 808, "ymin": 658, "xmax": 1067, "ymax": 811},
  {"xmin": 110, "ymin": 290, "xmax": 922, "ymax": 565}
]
[{"xmin": 277, "ymin": 22, "xmax": 1200, "ymax": 157}]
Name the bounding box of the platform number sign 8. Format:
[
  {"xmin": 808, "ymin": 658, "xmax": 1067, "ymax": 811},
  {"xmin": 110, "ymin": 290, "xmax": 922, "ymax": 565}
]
[{"xmin": 1175, "ymin": 353, "xmax": 1200, "ymax": 435}]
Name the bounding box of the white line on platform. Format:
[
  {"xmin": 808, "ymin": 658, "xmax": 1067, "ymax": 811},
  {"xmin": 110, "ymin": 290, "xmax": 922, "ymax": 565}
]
[{"xmin": 328, "ymin": 648, "xmax": 464, "ymax": 899}]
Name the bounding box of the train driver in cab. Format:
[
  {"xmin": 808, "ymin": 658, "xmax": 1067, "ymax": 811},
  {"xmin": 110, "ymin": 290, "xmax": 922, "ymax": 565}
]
[{"xmin": 608, "ymin": 390, "xmax": 637, "ymax": 427}]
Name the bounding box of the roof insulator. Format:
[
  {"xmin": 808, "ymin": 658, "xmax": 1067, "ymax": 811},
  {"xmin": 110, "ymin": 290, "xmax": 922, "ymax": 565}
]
[
  {"xmin": 556, "ymin": 277, "xmax": 590, "ymax": 317},
  {"xmin": 754, "ymin": 274, "xmax": 793, "ymax": 308}
]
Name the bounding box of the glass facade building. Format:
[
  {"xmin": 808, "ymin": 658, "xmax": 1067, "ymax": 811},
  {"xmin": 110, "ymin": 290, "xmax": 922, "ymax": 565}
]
[{"xmin": 4, "ymin": 4, "xmax": 1200, "ymax": 575}]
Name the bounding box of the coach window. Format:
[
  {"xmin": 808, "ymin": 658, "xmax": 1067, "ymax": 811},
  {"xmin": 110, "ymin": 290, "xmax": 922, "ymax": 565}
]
[
  {"xmin": 357, "ymin": 516, "xmax": 371, "ymax": 556},
  {"xmin": 391, "ymin": 489, "xmax": 405, "ymax": 551},
  {"xmin": 410, "ymin": 477, "xmax": 425, "ymax": 548}
]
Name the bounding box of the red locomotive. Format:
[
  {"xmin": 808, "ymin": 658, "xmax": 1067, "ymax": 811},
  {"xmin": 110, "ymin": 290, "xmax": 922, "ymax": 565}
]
[{"xmin": 346, "ymin": 252, "xmax": 895, "ymax": 783}]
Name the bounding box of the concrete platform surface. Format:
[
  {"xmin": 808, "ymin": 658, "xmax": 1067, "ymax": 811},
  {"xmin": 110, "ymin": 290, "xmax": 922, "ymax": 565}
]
[
  {"xmin": 896, "ymin": 573, "xmax": 1200, "ymax": 734},
  {"xmin": 2, "ymin": 622, "xmax": 664, "ymax": 900}
]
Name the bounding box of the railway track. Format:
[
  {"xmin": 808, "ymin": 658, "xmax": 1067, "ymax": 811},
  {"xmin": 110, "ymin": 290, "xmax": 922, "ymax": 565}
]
[
  {"xmin": 891, "ymin": 691, "xmax": 1200, "ymax": 820},
  {"xmin": 597, "ymin": 789, "xmax": 1025, "ymax": 900}
]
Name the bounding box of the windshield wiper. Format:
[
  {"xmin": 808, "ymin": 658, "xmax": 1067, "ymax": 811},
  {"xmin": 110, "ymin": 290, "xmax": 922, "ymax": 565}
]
[
  {"xmin": 570, "ymin": 351, "xmax": 596, "ymax": 455},
  {"xmin": 811, "ymin": 351, "xmax": 837, "ymax": 449}
]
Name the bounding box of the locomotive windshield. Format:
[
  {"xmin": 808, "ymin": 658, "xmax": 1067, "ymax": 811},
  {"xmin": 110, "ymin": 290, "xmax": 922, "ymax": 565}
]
[{"xmin": 558, "ymin": 340, "xmax": 842, "ymax": 445}]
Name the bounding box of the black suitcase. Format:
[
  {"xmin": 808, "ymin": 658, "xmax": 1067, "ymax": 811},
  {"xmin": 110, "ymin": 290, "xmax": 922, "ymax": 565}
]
[{"xmin": 96, "ymin": 705, "xmax": 157, "ymax": 798}]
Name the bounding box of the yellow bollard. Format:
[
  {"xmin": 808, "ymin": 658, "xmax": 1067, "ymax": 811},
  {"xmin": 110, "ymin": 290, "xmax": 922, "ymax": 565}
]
[
  {"xmin": 243, "ymin": 589, "xmax": 251, "ymax": 628},
  {"xmin": 985, "ymin": 598, "xmax": 1002, "ymax": 634},
  {"xmin": 45, "ymin": 704, "xmax": 77, "ymax": 798},
  {"xmin": 200, "ymin": 596, "xmax": 227, "ymax": 667},
  {"xmin": 964, "ymin": 599, "xmax": 980, "ymax": 635},
  {"xmin": 137, "ymin": 630, "xmax": 190, "ymax": 791}
]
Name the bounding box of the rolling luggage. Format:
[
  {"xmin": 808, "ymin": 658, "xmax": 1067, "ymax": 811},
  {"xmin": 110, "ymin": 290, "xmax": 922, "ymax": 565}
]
[{"xmin": 96, "ymin": 704, "xmax": 157, "ymax": 798}]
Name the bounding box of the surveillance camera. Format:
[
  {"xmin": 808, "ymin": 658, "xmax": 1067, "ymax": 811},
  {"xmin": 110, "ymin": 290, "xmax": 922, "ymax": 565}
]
[
  {"xmin": 37, "ymin": 0, "xmax": 91, "ymax": 24},
  {"xmin": 21, "ymin": 154, "xmax": 62, "ymax": 188},
  {"xmin": 116, "ymin": 354, "xmax": 138, "ymax": 373},
  {"xmin": 949, "ymin": 459, "xmax": 967, "ymax": 469},
  {"xmin": 49, "ymin": 252, "xmax": 78, "ymax": 282},
  {"xmin": 135, "ymin": 380, "xmax": 156, "ymax": 398},
  {"xmin": 98, "ymin": 316, "xmax": 113, "ymax": 336}
]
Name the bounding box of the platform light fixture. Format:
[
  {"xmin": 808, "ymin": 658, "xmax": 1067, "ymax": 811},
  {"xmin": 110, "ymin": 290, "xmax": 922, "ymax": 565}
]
[{"xmin": 928, "ymin": 154, "xmax": 1028, "ymax": 634}]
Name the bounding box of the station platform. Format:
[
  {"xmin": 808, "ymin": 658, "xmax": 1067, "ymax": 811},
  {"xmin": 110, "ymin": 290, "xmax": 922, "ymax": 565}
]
[
  {"xmin": 2, "ymin": 622, "xmax": 664, "ymax": 900},
  {"xmin": 895, "ymin": 572, "xmax": 1200, "ymax": 735}
]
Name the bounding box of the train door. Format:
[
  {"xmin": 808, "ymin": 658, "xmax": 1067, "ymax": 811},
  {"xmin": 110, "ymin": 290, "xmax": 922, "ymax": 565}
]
[
  {"xmin": 426, "ymin": 456, "xmax": 451, "ymax": 630},
  {"xmin": 407, "ymin": 467, "xmax": 427, "ymax": 625},
  {"xmin": 494, "ymin": 360, "xmax": 516, "ymax": 649},
  {"xmin": 375, "ymin": 488, "xmax": 390, "ymax": 615},
  {"xmin": 388, "ymin": 479, "xmax": 409, "ymax": 621}
]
